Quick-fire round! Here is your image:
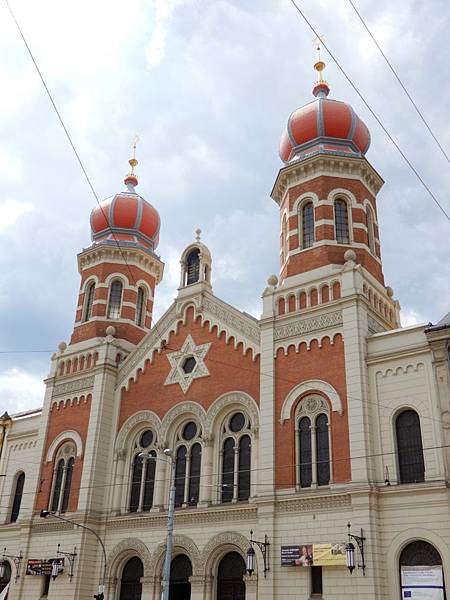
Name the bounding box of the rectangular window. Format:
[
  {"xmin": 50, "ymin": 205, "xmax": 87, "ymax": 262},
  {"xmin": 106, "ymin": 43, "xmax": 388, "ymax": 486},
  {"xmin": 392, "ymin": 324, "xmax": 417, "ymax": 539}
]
[{"xmin": 311, "ymin": 566, "xmax": 323, "ymax": 596}]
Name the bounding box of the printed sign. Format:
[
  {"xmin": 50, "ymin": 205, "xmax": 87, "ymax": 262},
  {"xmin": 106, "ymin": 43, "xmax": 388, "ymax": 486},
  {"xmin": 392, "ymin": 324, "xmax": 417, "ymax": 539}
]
[
  {"xmin": 26, "ymin": 558, "xmax": 64, "ymax": 577},
  {"xmin": 281, "ymin": 543, "xmax": 347, "ymax": 567},
  {"xmin": 281, "ymin": 545, "xmax": 313, "ymax": 567},
  {"xmin": 313, "ymin": 543, "xmax": 346, "ymax": 566},
  {"xmin": 401, "ymin": 566, "xmax": 444, "ymax": 600}
]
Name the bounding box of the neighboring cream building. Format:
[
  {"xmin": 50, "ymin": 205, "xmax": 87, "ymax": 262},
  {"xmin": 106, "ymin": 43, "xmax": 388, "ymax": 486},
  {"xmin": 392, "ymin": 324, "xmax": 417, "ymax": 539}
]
[{"xmin": 0, "ymin": 61, "xmax": 449, "ymax": 600}]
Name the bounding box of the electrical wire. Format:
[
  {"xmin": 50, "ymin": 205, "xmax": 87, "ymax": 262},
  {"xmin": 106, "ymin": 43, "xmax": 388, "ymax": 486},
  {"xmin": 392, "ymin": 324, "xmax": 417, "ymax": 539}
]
[
  {"xmin": 348, "ymin": 0, "xmax": 450, "ymax": 168},
  {"xmin": 4, "ymin": 0, "xmax": 169, "ymax": 346},
  {"xmin": 287, "ymin": 0, "xmax": 450, "ymax": 222}
]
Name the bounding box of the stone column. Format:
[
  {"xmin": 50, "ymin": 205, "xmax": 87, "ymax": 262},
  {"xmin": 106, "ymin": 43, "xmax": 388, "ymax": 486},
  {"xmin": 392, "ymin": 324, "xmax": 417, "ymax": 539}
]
[
  {"xmin": 189, "ymin": 575, "xmax": 207, "ymax": 600},
  {"xmin": 105, "ymin": 576, "xmax": 118, "ymax": 600},
  {"xmin": 243, "ymin": 574, "xmax": 258, "ymax": 600},
  {"xmin": 112, "ymin": 449, "xmax": 127, "ymax": 514},
  {"xmin": 199, "ymin": 437, "xmax": 213, "ymax": 506},
  {"xmin": 152, "ymin": 448, "xmax": 167, "ymax": 510},
  {"xmin": 140, "ymin": 575, "xmax": 157, "ymax": 600}
]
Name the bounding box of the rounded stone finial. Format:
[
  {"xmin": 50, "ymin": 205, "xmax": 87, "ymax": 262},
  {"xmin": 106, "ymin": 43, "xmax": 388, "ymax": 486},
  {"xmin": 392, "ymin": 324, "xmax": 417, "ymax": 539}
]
[
  {"xmin": 195, "ymin": 228, "xmax": 202, "ymax": 242},
  {"xmin": 106, "ymin": 325, "xmax": 116, "ymax": 337},
  {"xmin": 344, "ymin": 249, "xmax": 357, "ymax": 262},
  {"xmin": 267, "ymin": 274, "xmax": 278, "ymax": 287},
  {"xmin": 386, "ymin": 286, "xmax": 394, "ymax": 298},
  {"xmin": 58, "ymin": 341, "xmax": 67, "ymax": 353}
]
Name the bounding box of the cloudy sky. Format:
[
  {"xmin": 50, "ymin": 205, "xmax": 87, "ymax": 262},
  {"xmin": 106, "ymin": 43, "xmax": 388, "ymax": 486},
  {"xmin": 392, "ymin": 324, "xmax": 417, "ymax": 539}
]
[{"xmin": 1, "ymin": 0, "xmax": 449, "ymax": 414}]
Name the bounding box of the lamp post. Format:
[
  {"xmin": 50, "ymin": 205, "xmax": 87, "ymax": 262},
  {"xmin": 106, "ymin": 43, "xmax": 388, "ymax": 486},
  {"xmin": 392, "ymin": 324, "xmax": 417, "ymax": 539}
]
[
  {"xmin": 40, "ymin": 510, "xmax": 107, "ymax": 599},
  {"xmin": 138, "ymin": 448, "xmax": 175, "ymax": 600},
  {"xmin": 345, "ymin": 522, "xmax": 366, "ymax": 575}
]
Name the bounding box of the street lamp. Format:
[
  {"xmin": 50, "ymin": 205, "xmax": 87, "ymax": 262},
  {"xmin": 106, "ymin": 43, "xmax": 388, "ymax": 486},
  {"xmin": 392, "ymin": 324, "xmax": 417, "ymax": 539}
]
[
  {"xmin": 345, "ymin": 522, "xmax": 366, "ymax": 575},
  {"xmin": 246, "ymin": 530, "xmax": 270, "ymax": 577},
  {"xmin": 138, "ymin": 448, "xmax": 175, "ymax": 600},
  {"xmin": 40, "ymin": 510, "xmax": 107, "ymax": 599},
  {"xmin": 1, "ymin": 548, "xmax": 23, "ymax": 583}
]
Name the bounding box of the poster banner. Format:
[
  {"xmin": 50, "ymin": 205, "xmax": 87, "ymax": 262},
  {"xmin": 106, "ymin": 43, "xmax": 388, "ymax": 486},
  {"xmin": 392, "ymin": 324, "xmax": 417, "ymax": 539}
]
[
  {"xmin": 312, "ymin": 543, "xmax": 346, "ymax": 566},
  {"xmin": 26, "ymin": 558, "xmax": 64, "ymax": 577},
  {"xmin": 281, "ymin": 545, "xmax": 313, "ymax": 566},
  {"xmin": 401, "ymin": 566, "xmax": 444, "ymax": 600}
]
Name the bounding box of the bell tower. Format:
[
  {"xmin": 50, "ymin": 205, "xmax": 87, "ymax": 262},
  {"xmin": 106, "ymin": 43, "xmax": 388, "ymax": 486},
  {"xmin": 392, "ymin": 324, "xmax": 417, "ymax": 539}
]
[{"xmin": 70, "ymin": 153, "xmax": 164, "ymax": 348}]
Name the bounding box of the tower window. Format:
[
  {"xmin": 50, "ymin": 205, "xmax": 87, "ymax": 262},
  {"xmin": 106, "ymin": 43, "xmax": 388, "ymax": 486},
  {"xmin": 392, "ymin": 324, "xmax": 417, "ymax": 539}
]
[
  {"xmin": 334, "ymin": 199, "xmax": 349, "ymax": 244},
  {"xmin": 366, "ymin": 207, "xmax": 375, "ymax": 253},
  {"xmin": 83, "ymin": 282, "xmax": 95, "ymax": 322},
  {"xmin": 186, "ymin": 249, "xmax": 200, "ymax": 285},
  {"xmin": 301, "ymin": 202, "xmax": 315, "ymax": 249},
  {"xmin": 135, "ymin": 286, "xmax": 145, "ymax": 327},
  {"xmin": 107, "ymin": 280, "xmax": 123, "ymax": 319},
  {"xmin": 281, "ymin": 215, "xmax": 288, "ymax": 263}
]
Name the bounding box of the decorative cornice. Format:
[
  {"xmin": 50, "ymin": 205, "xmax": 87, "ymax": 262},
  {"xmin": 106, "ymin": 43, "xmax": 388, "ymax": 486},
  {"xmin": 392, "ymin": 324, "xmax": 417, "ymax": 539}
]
[
  {"xmin": 271, "ymin": 154, "xmax": 384, "ymax": 205},
  {"xmin": 367, "ymin": 315, "xmax": 387, "ymax": 335},
  {"xmin": 274, "ymin": 310, "xmax": 342, "ymax": 341},
  {"xmin": 78, "ymin": 245, "xmax": 164, "ymax": 284},
  {"xmin": 52, "ymin": 375, "xmax": 95, "ymax": 397}
]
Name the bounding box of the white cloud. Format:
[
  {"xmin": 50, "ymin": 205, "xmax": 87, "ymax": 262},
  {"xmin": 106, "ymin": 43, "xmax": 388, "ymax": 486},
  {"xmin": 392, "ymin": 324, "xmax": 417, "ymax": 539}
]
[
  {"xmin": 400, "ymin": 308, "xmax": 427, "ymax": 328},
  {"xmin": 0, "ymin": 199, "xmax": 34, "ymax": 233},
  {"xmin": 145, "ymin": 0, "xmax": 177, "ymax": 69},
  {"xmin": 0, "ymin": 367, "xmax": 45, "ymax": 414}
]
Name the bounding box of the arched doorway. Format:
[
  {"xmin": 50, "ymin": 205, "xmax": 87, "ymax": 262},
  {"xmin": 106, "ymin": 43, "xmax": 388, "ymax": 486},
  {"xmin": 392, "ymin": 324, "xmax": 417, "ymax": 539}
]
[
  {"xmin": 217, "ymin": 552, "xmax": 246, "ymax": 600},
  {"xmin": 169, "ymin": 554, "xmax": 192, "ymax": 600},
  {"xmin": 119, "ymin": 556, "xmax": 143, "ymax": 600},
  {"xmin": 0, "ymin": 561, "xmax": 11, "ymax": 598},
  {"xmin": 400, "ymin": 541, "xmax": 446, "ymax": 599}
]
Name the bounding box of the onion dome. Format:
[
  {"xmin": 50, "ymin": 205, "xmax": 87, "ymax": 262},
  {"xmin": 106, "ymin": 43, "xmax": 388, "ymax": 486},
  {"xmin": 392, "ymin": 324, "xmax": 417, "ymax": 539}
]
[
  {"xmin": 279, "ymin": 60, "xmax": 370, "ymax": 164},
  {"xmin": 90, "ymin": 154, "xmax": 160, "ymax": 251}
]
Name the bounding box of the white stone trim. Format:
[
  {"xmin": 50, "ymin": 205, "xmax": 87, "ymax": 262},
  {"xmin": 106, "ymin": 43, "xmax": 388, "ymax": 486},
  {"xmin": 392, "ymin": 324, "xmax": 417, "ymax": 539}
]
[
  {"xmin": 80, "ymin": 275, "xmax": 99, "ymax": 293},
  {"xmin": 46, "ymin": 430, "xmax": 83, "ymax": 462},
  {"xmin": 280, "ymin": 379, "xmax": 343, "ymax": 423},
  {"xmin": 115, "ymin": 410, "xmax": 162, "ymax": 452}
]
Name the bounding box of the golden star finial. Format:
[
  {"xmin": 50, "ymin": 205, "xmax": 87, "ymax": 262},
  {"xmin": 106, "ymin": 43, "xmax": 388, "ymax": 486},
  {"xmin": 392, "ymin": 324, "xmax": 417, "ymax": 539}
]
[{"xmin": 312, "ymin": 35, "xmax": 326, "ymax": 82}]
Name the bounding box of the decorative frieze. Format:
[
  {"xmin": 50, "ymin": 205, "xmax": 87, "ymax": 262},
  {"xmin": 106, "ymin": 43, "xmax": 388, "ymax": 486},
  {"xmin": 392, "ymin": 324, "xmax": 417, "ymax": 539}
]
[
  {"xmin": 202, "ymin": 297, "xmax": 260, "ymax": 344},
  {"xmin": 274, "ymin": 310, "xmax": 342, "ymax": 341},
  {"xmin": 52, "ymin": 375, "xmax": 95, "ymax": 397},
  {"xmin": 277, "ymin": 493, "xmax": 351, "ymax": 513},
  {"xmin": 367, "ymin": 315, "xmax": 387, "ymax": 335}
]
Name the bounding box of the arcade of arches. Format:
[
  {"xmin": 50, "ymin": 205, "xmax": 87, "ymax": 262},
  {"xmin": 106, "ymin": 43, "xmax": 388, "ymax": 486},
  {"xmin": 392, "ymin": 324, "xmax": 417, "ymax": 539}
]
[{"xmin": 117, "ymin": 552, "xmax": 247, "ymax": 600}]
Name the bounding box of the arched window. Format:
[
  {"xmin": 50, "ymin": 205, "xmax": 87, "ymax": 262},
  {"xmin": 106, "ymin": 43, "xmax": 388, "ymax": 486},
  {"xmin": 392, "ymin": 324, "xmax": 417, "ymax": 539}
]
[
  {"xmin": 135, "ymin": 287, "xmax": 146, "ymax": 327},
  {"xmin": 396, "ymin": 410, "xmax": 425, "ymax": 483},
  {"xmin": 366, "ymin": 207, "xmax": 375, "ymax": 253},
  {"xmin": 400, "ymin": 541, "xmax": 445, "ymax": 599},
  {"xmin": 83, "ymin": 282, "xmax": 95, "ymax": 322},
  {"xmin": 10, "ymin": 472, "xmax": 25, "ymax": 522},
  {"xmin": 129, "ymin": 429, "xmax": 157, "ymax": 513},
  {"xmin": 221, "ymin": 412, "xmax": 252, "ymax": 503},
  {"xmin": 301, "ymin": 201, "xmax": 315, "ymax": 249},
  {"xmin": 217, "ymin": 552, "xmax": 246, "ymax": 600},
  {"xmin": 50, "ymin": 443, "xmax": 76, "ymax": 513},
  {"xmin": 119, "ymin": 556, "xmax": 143, "ymax": 600},
  {"xmin": 174, "ymin": 422, "xmax": 202, "ymax": 508},
  {"xmin": 107, "ymin": 280, "xmax": 123, "ymax": 319},
  {"xmin": 334, "ymin": 199, "xmax": 349, "ymax": 244},
  {"xmin": 169, "ymin": 555, "xmax": 192, "ymax": 600},
  {"xmin": 186, "ymin": 249, "xmax": 200, "ymax": 285},
  {"xmin": 297, "ymin": 396, "xmax": 331, "ymax": 489}
]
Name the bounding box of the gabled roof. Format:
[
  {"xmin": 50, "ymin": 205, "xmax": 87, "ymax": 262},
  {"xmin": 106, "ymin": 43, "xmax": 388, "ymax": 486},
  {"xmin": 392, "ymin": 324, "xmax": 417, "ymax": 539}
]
[{"xmin": 425, "ymin": 311, "xmax": 450, "ymax": 332}]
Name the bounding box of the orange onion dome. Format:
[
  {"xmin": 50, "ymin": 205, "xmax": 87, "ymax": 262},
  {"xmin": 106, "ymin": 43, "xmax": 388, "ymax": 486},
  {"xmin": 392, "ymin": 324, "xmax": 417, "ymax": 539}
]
[
  {"xmin": 279, "ymin": 61, "xmax": 370, "ymax": 164},
  {"xmin": 90, "ymin": 162, "xmax": 160, "ymax": 251}
]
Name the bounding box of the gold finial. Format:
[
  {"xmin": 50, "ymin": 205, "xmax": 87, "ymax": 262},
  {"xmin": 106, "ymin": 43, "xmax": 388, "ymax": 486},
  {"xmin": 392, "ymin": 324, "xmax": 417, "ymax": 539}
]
[
  {"xmin": 128, "ymin": 135, "xmax": 139, "ymax": 174},
  {"xmin": 312, "ymin": 35, "xmax": 326, "ymax": 82}
]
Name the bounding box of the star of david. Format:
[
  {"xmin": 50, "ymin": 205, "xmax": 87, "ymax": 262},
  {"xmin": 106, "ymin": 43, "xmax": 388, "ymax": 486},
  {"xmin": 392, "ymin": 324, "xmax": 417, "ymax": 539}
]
[{"xmin": 164, "ymin": 334, "xmax": 211, "ymax": 394}]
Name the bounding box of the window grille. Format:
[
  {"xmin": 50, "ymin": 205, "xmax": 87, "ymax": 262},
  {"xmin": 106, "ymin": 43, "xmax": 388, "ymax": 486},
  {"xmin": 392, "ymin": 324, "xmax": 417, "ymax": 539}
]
[
  {"xmin": 135, "ymin": 287, "xmax": 145, "ymax": 327},
  {"xmin": 302, "ymin": 202, "xmax": 315, "ymax": 248}
]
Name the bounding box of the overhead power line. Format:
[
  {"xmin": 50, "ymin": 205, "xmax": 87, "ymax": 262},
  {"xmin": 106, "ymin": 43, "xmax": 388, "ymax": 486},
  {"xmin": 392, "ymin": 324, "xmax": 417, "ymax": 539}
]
[
  {"xmin": 4, "ymin": 0, "xmax": 169, "ymax": 345},
  {"xmin": 348, "ymin": 0, "xmax": 450, "ymax": 168},
  {"xmin": 288, "ymin": 0, "xmax": 450, "ymax": 222}
]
